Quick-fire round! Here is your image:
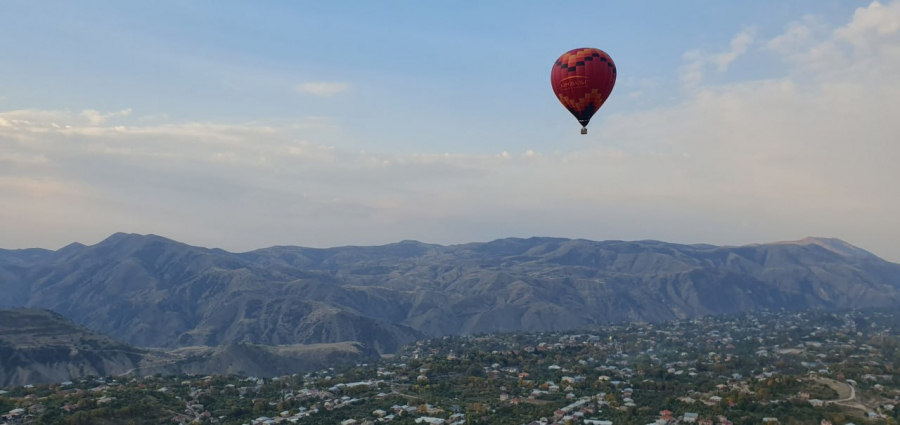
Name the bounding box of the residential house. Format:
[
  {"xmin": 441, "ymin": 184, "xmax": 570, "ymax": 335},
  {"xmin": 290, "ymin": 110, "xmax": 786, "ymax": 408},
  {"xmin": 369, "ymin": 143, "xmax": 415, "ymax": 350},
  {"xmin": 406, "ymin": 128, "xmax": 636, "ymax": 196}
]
[{"xmin": 660, "ymin": 410, "xmax": 674, "ymax": 422}]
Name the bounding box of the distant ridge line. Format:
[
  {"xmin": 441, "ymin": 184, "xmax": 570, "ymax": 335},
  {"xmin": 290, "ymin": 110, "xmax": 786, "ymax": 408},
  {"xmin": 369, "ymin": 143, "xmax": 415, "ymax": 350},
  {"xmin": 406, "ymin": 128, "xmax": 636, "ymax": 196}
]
[{"xmin": 5, "ymin": 232, "xmax": 879, "ymax": 259}]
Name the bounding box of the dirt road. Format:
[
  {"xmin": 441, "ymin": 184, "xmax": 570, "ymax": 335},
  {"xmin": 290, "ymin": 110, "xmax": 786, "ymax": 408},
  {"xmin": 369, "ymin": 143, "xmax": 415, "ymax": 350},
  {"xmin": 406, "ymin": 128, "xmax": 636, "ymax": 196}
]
[{"xmin": 815, "ymin": 377, "xmax": 868, "ymax": 411}]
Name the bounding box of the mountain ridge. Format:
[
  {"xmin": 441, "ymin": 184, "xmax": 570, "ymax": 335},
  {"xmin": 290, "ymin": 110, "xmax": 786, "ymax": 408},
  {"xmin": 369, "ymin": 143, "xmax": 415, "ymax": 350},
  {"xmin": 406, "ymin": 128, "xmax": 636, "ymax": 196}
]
[
  {"xmin": 6, "ymin": 233, "xmax": 886, "ymax": 260},
  {"xmin": 2, "ymin": 233, "xmax": 898, "ymax": 353}
]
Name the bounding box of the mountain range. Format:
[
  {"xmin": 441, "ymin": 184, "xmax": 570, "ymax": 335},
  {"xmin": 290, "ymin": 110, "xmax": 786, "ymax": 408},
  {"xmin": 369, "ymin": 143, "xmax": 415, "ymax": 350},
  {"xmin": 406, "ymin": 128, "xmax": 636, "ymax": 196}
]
[{"xmin": 2, "ymin": 233, "xmax": 899, "ymax": 355}]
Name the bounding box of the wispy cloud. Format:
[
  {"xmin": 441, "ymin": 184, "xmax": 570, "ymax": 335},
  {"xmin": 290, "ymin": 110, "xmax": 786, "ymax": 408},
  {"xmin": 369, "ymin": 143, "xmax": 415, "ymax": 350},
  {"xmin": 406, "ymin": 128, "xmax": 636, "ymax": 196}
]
[
  {"xmin": 767, "ymin": 15, "xmax": 828, "ymax": 55},
  {"xmin": 294, "ymin": 82, "xmax": 350, "ymax": 97},
  {"xmin": 81, "ymin": 108, "xmax": 132, "ymax": 125},
  {"xmin": 714, "ymin": 30, "xmax": 754, "ymax": 71},
  {"xmin": 681, "ymin": 29, "xmax": 756, "ymax": 86}
]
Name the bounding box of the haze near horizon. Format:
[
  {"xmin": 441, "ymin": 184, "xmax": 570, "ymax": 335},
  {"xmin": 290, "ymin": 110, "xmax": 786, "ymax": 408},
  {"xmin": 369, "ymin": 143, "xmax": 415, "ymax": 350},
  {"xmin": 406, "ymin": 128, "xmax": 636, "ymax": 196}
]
[{"xmin": 2, "ymin": 1, "xmax": 899, "ymax": 261}]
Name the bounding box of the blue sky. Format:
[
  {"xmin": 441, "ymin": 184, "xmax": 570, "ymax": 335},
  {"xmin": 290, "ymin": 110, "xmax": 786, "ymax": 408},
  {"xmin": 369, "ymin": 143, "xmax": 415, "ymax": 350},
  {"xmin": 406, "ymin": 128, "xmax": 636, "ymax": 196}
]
[
  {"xmin": 0, "ymin": 1, "xmax": 865, "ymax": 153},
  {"xmin": 2, "ymin": 1, "xmax": 900, "ymax": 261}
]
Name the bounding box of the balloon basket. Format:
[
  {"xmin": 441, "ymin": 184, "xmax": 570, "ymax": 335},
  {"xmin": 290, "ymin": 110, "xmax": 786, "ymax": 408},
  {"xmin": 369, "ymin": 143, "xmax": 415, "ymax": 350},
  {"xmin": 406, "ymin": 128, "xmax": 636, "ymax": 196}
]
[{"xmin": 581, "ymin": 127, "xmax": 587, "ymax": 135}]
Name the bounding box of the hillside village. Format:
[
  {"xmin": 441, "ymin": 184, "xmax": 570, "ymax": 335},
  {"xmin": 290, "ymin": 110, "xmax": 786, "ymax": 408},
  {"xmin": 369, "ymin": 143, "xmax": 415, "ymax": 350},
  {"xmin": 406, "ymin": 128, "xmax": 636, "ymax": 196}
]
[{"xmin": 2, "ymin": 308, "xmax": 899, "ymax": 425}]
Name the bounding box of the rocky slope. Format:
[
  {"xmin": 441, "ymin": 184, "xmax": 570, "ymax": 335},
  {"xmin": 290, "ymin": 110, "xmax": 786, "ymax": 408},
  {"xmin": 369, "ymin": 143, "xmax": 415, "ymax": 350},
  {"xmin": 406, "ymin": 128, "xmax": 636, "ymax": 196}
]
[
  {"xmin": 0, "ymin": 308, "xmax": 147, "ymax": 387},
  {"xmin": 2, "ymin": 234, "xmax": 899, "ymax": 352},
  {"xmin": 0, "ymin": 309, "xmax": 377, "ymax": 387}
]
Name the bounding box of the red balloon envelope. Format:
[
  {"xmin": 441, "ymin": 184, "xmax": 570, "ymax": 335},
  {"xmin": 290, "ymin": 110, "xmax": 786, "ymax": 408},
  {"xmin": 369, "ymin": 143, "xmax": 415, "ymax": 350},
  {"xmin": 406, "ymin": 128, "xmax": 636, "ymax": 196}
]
[{"xmin": 550, "ymin": 47, "xmax": 617, "ymax": 134}]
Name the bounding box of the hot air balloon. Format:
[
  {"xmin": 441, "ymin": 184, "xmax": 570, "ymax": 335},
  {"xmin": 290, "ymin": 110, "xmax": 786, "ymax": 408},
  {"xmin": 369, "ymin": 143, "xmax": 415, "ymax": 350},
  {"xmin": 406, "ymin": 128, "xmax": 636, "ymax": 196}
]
[{"xmin": 550, "ymin": 47, "xmax": 616, "ymax": 134}]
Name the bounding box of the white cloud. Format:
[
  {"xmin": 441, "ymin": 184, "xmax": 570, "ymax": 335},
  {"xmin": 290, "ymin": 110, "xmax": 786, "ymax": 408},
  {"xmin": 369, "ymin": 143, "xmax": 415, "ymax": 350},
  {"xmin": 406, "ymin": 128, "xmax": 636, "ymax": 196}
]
[
  {"xmin": 680, "ymin": 29, "xmax": 755, "ymax": 86},
  {"xmin": 680, "ymin": 50, "xmax": 706, "ymax": 87},
  {"xmin": 80, "ymin": 108, "xmax": 132, "ymax": 125},
  {"xmin": 714, "ymin": 30, "xmax": 755, "ymax": 71},
  {"xmin": 835, "ymin": 1, "xmax": 900, "ymax": 49},
  {"xmin": 766, "ymin": 2, "xmax": 900, "ymax": 74},
  {"xmin": 767, "ymin": 15, "xmax": 828, "ymax": 55},
  {"xmin": 294, "ymin": 82, "xmax": 350, "ymax": 97}
]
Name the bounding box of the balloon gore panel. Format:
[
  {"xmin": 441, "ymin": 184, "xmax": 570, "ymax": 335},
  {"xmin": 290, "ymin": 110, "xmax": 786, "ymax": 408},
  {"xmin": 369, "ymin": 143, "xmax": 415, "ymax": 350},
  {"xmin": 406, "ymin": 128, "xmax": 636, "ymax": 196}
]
[{"xmin": 550, "ymin": 48, "xmax": 617, "ymax": 128}]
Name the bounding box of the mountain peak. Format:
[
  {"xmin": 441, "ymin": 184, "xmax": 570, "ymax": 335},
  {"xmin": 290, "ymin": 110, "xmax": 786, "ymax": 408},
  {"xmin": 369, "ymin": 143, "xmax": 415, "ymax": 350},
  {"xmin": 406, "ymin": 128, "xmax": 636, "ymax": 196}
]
[
  {"xmin": 97, "ymin": 232, "xmax": 178, "ymax": 247},
  {"xmin": 768, "ymin": 237, "xmax": 878, "ymax": 259},
  {"xmin": 58, "ymin": 242, "xmax": 86, "ymax": 252},
  {"xmin": 80, "ymin": 233, "xmax": 200, "ymax": 261}
]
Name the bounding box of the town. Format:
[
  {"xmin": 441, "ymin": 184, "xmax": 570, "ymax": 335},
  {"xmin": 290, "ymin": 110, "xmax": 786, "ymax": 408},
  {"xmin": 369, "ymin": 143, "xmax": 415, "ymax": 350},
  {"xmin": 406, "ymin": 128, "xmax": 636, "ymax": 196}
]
[{"xmin": 2, "ymin": 308, "xmax": 899, "ymax": 425}]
